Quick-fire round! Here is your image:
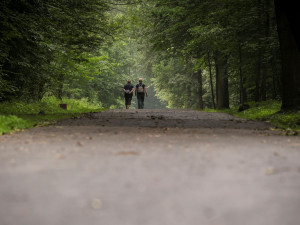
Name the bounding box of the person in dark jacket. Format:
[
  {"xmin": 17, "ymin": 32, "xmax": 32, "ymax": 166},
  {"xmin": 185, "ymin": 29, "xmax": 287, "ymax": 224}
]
[
  {"xmin": 123, "ymin": 80, "xmax": 134, "ymax": 109},
  {"xmin": 135, "ymin": 78, "xmax": 148, "ymax": 109}
]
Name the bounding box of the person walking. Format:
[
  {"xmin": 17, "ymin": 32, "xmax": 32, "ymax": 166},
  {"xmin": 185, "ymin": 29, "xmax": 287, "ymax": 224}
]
[
  {"xmin": 123, "ymin": 80, "xmax": 134, "ymax": 109},
  {"xmin": 135, "ymin": 78, "xmax": 148, "ymax": 109}
]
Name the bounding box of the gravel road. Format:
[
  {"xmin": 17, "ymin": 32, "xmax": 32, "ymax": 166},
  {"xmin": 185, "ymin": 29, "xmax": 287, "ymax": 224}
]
[{"xmin": 0, "ymin": 109, "xmax": 300, "ymax": 225}]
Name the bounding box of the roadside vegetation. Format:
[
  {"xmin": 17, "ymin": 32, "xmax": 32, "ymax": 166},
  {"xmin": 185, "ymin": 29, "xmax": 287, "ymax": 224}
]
[
  {"xmin": 204, "ymin": 101, "xmax": 300, "ymax": 134},
  {"xmin": 0, "ymin": 97, "xmax": 104, "ymax": 135}
]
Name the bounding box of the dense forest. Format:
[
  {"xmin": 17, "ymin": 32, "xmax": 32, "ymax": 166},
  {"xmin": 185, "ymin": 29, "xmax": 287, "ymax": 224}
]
[{"xmin": 0, "ymin": 0, "xmax": 299, "ymax": 110}]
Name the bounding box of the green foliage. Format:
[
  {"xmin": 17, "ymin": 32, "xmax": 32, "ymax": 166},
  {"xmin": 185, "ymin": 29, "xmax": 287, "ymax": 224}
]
[
  {"xmin": 0, "ymin": 0, "xmax": 113, "ymax": 102},
  {"xmin": 269, "ymin": 111, "xmax": 300, "ymax": 132},
  {"xmin": 209, "ymin": 100, "xmax": 300, "ymax": 133},
  {"xmin": 136, "ymin": 0, "xmax": 281, "ymax": 109},
  {"xmin": 0, "ymin": 115, "xmax": 29, "ymax": 134},
  {"xmin": 152, "ymin": 58, "xmax": 196, "ymax": 108},
  {"xmin": 0, "ymin": 0, "xmax": 286, "ymax": 112},
  {"xmin": 0, "ymin": 97, "xmax": 105, "ymax": 135},
  {"xmin": 0, "ymin": 97, "xmax": 103, "ymax": 115},
  {"xmin": 227, "ymin": 101, "xmax": 281, "ymax": 120}
]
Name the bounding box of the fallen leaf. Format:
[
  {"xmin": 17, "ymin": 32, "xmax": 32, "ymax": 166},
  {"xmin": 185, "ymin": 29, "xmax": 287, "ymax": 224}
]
[
  {"xmin": 116, "ymin": 151, "xmax": 139, "ymax": 156},
  {"xmin": 56, "ymin": 154, "xmax": 65, "ymax": 159},
  {"xmin": 90, "ymin": 198, "xmax": 103, "ymax": 210},
  {"xmin": 265, "ymin": 167, "xmax": 277, "ymax": 175}
]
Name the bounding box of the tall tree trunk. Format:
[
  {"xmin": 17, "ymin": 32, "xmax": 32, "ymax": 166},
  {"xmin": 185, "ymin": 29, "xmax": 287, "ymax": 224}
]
[
  {"xmin": 238, "ymin": 43, "xmax": 246, "ymax": 105},
  {"xmin": 260, "ymin": 69, "xmax": 267, "ymax": 101},
  {"xmin": 186, "ymin": 83, "xmax": 191, "ymax": 108},
  {"xmin": 56, "ymin": 74, "xmax": 64, "ymax": 101},
  {"xmin": 207, "ymin": 52, "xmax": 216, "ymax": 109},
  {"xmin": 185, "ymin": 58, "xmax": 192, "ymax": 109},
  {"xmin": 214, "ymin": 51, "xmax": 229, "ymax": 109},
  {"xmin": 197, "ymin": 69, "xmax": 204, "ymax": 109},
  {"xmin": 271, "ymin": 69, "xmax": 278, "ymax": 99},
  {"xmin": 255, "ymin": 49, "xmax": 262, "ymax": 102},
  {"xmin": 270, "ymin": 58, "xmax": 278, "ymax": 99},
  {"xmin": 274, "ymin": 0, "xmax": 300, "ymax": 109},
  {"xmin": 261, "ymin": 0, "xmax": 271, "ymax": 101},
  {"xmin": 255, "ymin": 0, "xmax": 263, "ymax": 102}
]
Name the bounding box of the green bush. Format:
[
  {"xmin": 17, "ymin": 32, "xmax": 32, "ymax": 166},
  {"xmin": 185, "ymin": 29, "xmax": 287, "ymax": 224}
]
[
  {"xmin": 0, "ymin": 97, "xmax": 103, "ymax": 115},
  {"xmin": 0, "ymin": 97, "xmax": 105, "ymax": 135},
  {"xmin": 0, "ymin": 115, "xmax": 30, "ymax": 134},
  {"xmin": 206, "ymin": 100, "xmax": 300, "ymax": 132}
]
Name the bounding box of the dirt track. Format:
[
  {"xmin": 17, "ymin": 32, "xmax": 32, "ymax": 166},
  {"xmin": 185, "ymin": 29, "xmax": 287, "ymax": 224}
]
[{"xmin": 0, "ymin": 109, "xmax": 300, "ymax": 225}]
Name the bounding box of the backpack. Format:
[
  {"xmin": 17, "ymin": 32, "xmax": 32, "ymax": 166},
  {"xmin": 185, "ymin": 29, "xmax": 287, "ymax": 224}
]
[{"xmin": 137, "ymin": 84, "xmax": 145, "ymax": 93}]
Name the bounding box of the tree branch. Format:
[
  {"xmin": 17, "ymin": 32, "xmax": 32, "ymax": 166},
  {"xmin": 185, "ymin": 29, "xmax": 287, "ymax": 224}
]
[{"xmin": 102, "ymin": 0, "xmax": 142, "ymax": 6}]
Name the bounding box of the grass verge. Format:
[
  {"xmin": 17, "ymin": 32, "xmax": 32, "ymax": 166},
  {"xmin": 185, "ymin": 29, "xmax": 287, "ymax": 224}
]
[
  {"xmin": 203, "ymin": 100, "xmax": 300, "ymax": 135},
  {"xmin": 0, "ymin": 97, "xmax": 105, "ymax": 135}
]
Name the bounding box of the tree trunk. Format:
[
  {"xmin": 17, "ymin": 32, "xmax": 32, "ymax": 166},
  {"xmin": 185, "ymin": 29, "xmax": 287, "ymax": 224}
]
[
  {"xmin": 207, "ymin": 52, "xmax": 216, "ymax": 109},
  {"xmin": 255, "ymin": 49, "xmax": 262, "ymax": 102},
  {"xmin": 186, "ymin": 83, "xmax": 191, "ymax": 108},
  {"xmin": 270, "ymin": 58, "xmax": 278, "ymax": 99},
  {"xmin": 260, "ymin": 68, "xmax": 267, "ymax": 101},
  {"xmin": 261, "ymin": 0, "xmax": 271, "ymax": 101},
  {"xmin": 197, "ymin": 69, "xmax": 204, "ymax": 109},
  {"xmin": 56, "ymin": 74, "xmax": 65, "ymax": 101},
  {"xmin": 214, "ymin": 51, "xmax": 229, "ymax": 109},
  {"xmin": 238, "ymin": 43, "xmax": 247, "ymax": 105},
  {"xmin": 255, "ymin": 0, "xmax": 263, "ymax": 102},
  {"xmin": 274, "ymin": 0, "xmax": 300, "ymax": 110}
]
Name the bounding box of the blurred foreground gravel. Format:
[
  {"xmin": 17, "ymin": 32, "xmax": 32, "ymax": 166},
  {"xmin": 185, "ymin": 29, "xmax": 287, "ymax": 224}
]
[{"xmin": 0, "ymin": 109, "xmax": 300, "ymax": 225}]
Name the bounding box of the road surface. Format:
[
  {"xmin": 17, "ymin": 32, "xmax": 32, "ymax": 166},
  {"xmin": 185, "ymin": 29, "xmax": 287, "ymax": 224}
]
[{"xmin": 0, "ymin": 109, "xmax": 299, "ymax": 225}]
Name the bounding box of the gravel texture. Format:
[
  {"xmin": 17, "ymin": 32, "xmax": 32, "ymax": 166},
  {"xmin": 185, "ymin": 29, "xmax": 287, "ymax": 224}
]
[{"xmin": 0, "ymin": 109, "xmax": 300, "ymax": 225}]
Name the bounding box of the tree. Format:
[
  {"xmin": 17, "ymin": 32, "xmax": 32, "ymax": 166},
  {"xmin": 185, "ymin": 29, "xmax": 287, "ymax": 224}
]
[
  {"xmin": 0, "ymin": 0, "xmax": 112, "ymax": 102},
  {"xmin": 274, "ymin": 0, "xmax": 300, "ymax": 110},
  {"xmin": 214, "ymin": 51, "xmax": 229, "ymax": 109},
  {"xmin": 1, "ymin": 0, "xmax": 292, "ymax": 111}
]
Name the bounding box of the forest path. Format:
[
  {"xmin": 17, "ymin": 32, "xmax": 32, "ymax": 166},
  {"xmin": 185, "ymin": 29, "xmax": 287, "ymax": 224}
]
[{"xmin": 0, "ymin": 109, "xmax": 300, "ymax": 225}]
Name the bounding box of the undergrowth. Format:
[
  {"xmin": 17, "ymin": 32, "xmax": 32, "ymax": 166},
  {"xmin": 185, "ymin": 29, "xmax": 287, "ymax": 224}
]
[
  {"xmin": 204, "ymin": 100, "xmax": 300, "ymax": 134},
  {"xmin": 0, "ymin": 97, "xmax": 105, "ymax": 135}
]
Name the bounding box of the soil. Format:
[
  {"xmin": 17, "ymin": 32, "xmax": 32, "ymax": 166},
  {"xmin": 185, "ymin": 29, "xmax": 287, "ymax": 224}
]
[{"xmin": 0, "ymin": 109, "xmax": 300, "ymax": 225}]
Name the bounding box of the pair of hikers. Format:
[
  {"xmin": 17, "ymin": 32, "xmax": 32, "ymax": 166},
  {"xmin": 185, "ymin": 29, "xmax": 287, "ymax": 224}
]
[{"xmin": 123, "ymin": 78, "xmax": 148, "ymax": 109}]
